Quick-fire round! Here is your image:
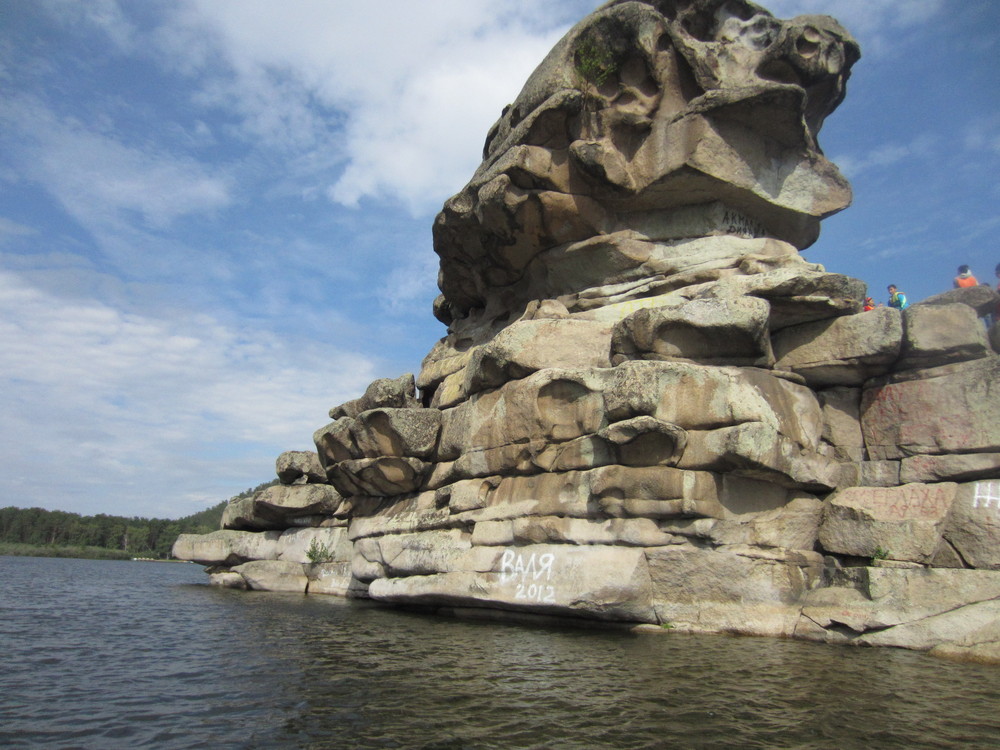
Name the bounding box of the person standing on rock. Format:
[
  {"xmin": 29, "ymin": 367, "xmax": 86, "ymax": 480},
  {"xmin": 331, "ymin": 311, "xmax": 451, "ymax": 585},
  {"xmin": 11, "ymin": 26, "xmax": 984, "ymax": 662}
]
[
  {"xmin": 954, "ymin": 265, "xmax": 979, "ymax": 288},
  {"xmin": 863, "ymin": 296, "xmax": 875, "ymax": 311},
  {"xmin": 887, "ymin": 284, "xmax": 908, "ymax": 309}
]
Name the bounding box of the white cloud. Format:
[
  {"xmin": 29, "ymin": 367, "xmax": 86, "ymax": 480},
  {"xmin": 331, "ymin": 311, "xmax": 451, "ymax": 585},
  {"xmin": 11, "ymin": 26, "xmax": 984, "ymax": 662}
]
[
  {"xmin": 0, "ymin": 269, "xmax": 375, "ymax": 516},
  {"xmin": 39, "ymin": 0, "xmax": 137, "ymax": 50},
  {"xmin": 831, "ymin": 133, "xmax": 936, "ymax": 178},
  {"xmin": 0, "ymin": 93, "xmax": 231, "ymax": 232},
  {"xmin": 0, "ymin": 217, "xmax": 37, "ymax": 241},
  {"xmin": 147, "ymin": 1, "xmax": 574, "ymax": 213},
  {"xmin": 378, "ymin": 251, "xmax": 440, "ymax": 317},
  {"xmin": 964, "ymin": 117, "xmax": 1000, "ymax": 157},
  {"xmin": 763, "ymin": 0, "xmax": 945, "ymax": 32}
]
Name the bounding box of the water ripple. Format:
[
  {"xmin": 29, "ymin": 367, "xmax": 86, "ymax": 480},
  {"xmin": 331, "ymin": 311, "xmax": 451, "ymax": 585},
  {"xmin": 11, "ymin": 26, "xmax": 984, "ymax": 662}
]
[{"xmin": 3, "ymin": 556, "xmax": 1000, "ymax": 748}]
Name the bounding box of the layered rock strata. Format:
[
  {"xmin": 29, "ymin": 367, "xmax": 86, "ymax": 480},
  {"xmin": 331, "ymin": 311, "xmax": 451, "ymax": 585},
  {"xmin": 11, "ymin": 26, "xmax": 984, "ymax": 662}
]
[{"xmin": 174, "ymin": 0, "xmax": 1000, "ymax": 663}]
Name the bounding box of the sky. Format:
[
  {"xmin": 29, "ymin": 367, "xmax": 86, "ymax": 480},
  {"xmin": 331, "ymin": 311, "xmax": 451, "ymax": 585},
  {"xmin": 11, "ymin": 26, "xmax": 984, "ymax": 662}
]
[{"xmin": 1, "ymin": 0, "xmax": 998, "ymax": 519}]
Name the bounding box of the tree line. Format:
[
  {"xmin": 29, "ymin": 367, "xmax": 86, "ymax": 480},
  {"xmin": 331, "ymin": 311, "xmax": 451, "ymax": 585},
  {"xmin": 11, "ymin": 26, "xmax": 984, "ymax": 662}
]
[{"xmin": 0, "ymin": 480, "xmax": 277, "ymax": 559}]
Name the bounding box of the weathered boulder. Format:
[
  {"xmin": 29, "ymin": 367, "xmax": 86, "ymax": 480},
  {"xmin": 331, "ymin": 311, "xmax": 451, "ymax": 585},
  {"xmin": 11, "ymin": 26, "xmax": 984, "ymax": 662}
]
[
  {"xmin": 859, "ymin": 599, "xmax": 1000, "ymax": 652},
  {"xmin": 648, "ymin": 545, "xmax": 824, "ymax": 636},
  {"xmin": 327, "ymin": 456, "xmax": 431, "ymax": 497},
  {"xmin": 306, "ymin": 562, "xmax": 368, "ymax": 597},
  {"xmin": 434, "ymin": 0, "xmax": 858, "ymax": 319},
  {"xmin": 676, "ymin": 421, "xmax": 840, "ymax": 490},
  {"xmin": 231, "ymin": 560, "xmax": 308, "ymax": 593},
  {"xmin": 818, "ymin": 483, "xmax": 958, "ymax": 564},
  {"xmin": 172, "ymin": 529, "xmax": 281, "ymax": 566},
  {"xmin": 861, "ymin": 357, "xmax": 1000, "ymax": 460},
  {"xmin": 221, "ymin": 484, "xmax": 344, "ymax": 530},
  {"xmin": 314, "ymin": 407, "xmax": 441, "ymax": 492},
  {"xmin": 329, "ymin": 373, "xmax": 419, "ymax": 420},
  {"xmin": 691, "ymin": 270, "xmax": 865, "ymax": 330},
  {"xmin": 916, "ymin": 285, "xmax": 999, "ymax": 318},
  {"xmin": 797, "ymin": 567, "xmax": 1000, "ymax": 649},
  {"xmin": 930, "ymin": 624, "xmax": 1000, "ymax": 664},
  {"xmin": 817, "ymin": 386, "xmax": 864, "ymax": 462},
  {"xmin": 943, "ymin": 480, "xmax": 1000, "ymax": 570},
  {"xmin": 610, "ymin": 296, "xmax": 774, "ymax": 367},
  {"xmin": 897, "ymin": 303, "xmax": 990, "ymax": 371},
  {"xmin": 354, "ymin": 529, "xmax": 477, "ymax": 579},
  {"xmin": 772, "ymin": 307, "xmax": 901, "ymax": 387},
  {"xmin": 207, "ymin": 570, "xmax": 248, "ymax": 589},
  {"xmin": 350, "ymin": 408, "xmax": 441, "ymax": 459},
  {"xmin": 313, "ymin": 418, "xmax": 358, "ymax": 466},
  {"xmin": 463, "ymin": 318, "xmax": 613, "ymax": 399},
  {"xmin": 368, "ymin": 544, "xmax": 658, "ymax": 623},
  {"xmin": 275, "ymin": 527, "xmax": 353, "ymax": 564},
  {"xmin": 900, "ymin": 453, "xmax": 1000, "ymax": 484},
  {"xmin": 275, "ymin": 450, "xmax": 327, "ymax": 485},
  {"xmin": 703, "ymin": 493, "xmax": 823, "ymax": 551}
]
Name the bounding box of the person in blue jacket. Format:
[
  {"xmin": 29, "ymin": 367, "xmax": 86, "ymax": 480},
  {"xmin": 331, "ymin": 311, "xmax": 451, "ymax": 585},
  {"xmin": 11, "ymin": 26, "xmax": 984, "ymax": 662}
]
[{"xmin": 887, "ymin": 284, "xmax": 908, "ymax": 309}]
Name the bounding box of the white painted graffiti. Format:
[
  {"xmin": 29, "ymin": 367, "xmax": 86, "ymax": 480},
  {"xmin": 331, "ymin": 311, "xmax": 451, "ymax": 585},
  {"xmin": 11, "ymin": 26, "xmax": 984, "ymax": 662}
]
[
  {"xmin": 972, "ymin": 481, "xmax": 1000, "ymax": 512},
  {"xmin": 499, "ymin": 549, "xmax": 557, "ymax": 603}
]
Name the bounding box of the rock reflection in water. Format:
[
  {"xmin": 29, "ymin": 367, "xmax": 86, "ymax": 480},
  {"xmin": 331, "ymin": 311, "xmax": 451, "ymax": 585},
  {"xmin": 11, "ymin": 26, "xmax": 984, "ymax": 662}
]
[
  {"xmin": 236, "ymin": 592, "xmax": 1000, "ymax": 750},
  {"xmin": 2, "ymin": 557, "xmax": 999, "ymax": 750}
]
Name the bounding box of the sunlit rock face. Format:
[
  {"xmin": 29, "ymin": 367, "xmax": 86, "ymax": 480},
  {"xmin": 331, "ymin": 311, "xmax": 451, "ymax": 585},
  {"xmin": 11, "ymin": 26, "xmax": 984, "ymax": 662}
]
[
  {"xmin": 173, "ymin": 1, "xmax": 1000, "ymax": 664},
  {"xmin": 433, "ymin": 0, "xmax": 859, "ymax": 326}
]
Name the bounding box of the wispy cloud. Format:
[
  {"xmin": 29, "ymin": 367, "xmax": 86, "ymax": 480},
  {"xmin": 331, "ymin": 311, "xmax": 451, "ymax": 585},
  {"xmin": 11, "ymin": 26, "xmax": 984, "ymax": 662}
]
[
  {"xmin": 764, "ymin": 0, "xmax": 946, "ymax": 40},
  {"xmin": 0, "ymin": 269, "xmax": 375, "ymax": 516},
  {"xmin": 135, "ymin": 1, "xmax": 579, "ymax": 213},
  {"xmin": 831, "ymin": 133, "xmax": 937, "ymax": 179},
  {"xmin": 0, "ymin": 93, "xmax": 232, "ymax": 233},
  {"xmin": 0, "ymin": 218, "xmax": 37, "ymax": 241},
  {"xmin": 964, "ymin": 116, "xmax": 1000, "ymax": 157}
]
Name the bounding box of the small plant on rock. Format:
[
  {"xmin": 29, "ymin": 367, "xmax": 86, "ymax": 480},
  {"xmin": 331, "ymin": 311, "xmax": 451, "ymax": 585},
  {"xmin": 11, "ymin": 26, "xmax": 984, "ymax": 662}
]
[
  {"xmin": 574, "ymin": 31, "xmax": 618, "ymax": 88},
  {"xmin": 306, "ymin": 538, "xmax": 333, "ymax": 564},
  {"xmin": 872, "ymin": 546, "xmax": 891, "ymax": 562}
]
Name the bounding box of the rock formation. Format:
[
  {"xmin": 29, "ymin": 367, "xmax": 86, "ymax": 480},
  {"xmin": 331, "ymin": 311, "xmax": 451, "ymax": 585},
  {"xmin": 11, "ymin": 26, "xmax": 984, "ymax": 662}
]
[{"xmin": 174, "ymin": 0, "xmax": 1000, "ymax": 663}]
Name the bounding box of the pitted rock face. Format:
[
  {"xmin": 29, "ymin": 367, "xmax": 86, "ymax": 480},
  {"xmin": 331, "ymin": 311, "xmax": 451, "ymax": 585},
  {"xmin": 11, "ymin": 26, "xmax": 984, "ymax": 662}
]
[{"xmin": 434, "ymin": 0, "xmax": 859, "ymax": 322}]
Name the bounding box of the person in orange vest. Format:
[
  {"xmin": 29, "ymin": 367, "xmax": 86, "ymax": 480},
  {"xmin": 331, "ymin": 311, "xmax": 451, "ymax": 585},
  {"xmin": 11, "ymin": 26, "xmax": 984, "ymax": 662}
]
[
  {"xmin": 863, "ymin": 296, "xmax": 875, "ymax": 311},
  {"xmin": 954, "ymin": 264, "xmax": 979, "ymax": 288}
]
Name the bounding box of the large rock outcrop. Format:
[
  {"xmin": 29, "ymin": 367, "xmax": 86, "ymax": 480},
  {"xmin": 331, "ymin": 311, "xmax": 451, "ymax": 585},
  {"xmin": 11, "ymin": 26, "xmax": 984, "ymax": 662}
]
[{"xmin": 173, "ymin": 0, "xmax": 1000, "ymax": 663}]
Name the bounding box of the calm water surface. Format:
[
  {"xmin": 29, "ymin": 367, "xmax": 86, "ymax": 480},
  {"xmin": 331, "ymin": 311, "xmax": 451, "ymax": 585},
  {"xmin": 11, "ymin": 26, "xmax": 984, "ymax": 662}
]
[{"xmin": 2, "ymin": 556, "xmax": 999, "ymax": 749}]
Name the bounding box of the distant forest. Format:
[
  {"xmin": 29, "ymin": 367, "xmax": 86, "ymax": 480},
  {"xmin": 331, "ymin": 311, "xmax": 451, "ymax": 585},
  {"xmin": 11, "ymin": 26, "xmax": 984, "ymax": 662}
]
[{"xmin": 0, "ymin": 480, "xmax": 277, "ymax": 560}]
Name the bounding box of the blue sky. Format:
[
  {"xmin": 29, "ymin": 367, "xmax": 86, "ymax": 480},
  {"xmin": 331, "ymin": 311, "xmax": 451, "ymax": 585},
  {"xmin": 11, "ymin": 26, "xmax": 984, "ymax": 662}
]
[{"xmin": 1, "ymin": 0, "xmax": 998, "ymax": 519}]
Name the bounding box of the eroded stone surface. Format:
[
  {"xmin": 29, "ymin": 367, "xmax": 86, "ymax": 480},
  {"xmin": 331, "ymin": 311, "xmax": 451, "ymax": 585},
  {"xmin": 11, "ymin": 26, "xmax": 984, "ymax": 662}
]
[
  {"xmin": 611, "ymin": 296, "xmax": 774, "ymax": 367},
  {"xmin": 772, "ymin": 307, "xmax": 901, "ymax": 387},
  {"xmin": 231, "ymin": 560, "xmax": 308, "ymax": 593},
  {"xmin": 368, "ymin": 544, "xmax": 658, "ymax": 623},
  {"xmin": 276, "ymin": 451, "xmax": 327, "ymax": 485},
  {"xmin": 861, "ymin": 358, "xmax": 1000, "ymax": 461},
  {"xmin": 221, "ymin": 484, "xmax": 343, "ymax": 530},
  {"xmin": 172, "ymin": 529, "xmax": 281, "ymax": 566},
  {"xmin": 435, "ymin": 0, "xmax": 858, "ymax": 320},
  {"xmin": 898, "ymin": 304, "xmax": 990, "ymax": 371},
  {"xmin": 170, "ymin": 1, "xmax": 1000, "ymax": 661},
  {"xmin": 944, "ymin": 480, "xmax": 1000, "ymax": 570},
  {"xmin": 818, "ymin": 483, "xmax": 958, "ymax": 563},
  {"xmin": 916, "ymin": 285, "xmax": 1000, "ymax": 318}
]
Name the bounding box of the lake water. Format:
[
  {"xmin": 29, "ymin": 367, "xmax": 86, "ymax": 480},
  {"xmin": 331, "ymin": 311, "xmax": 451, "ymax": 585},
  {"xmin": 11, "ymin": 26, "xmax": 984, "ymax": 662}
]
[{"xmin": 2, "ymin": 556, "xmax": 1000, "ymax": 749}]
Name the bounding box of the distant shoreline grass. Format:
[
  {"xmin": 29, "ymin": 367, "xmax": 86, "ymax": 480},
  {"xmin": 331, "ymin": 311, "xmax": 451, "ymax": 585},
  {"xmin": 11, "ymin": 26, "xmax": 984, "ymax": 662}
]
[{"xmin": 0, "ymin": 542, "xmax": 135, "ymax": 560}]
